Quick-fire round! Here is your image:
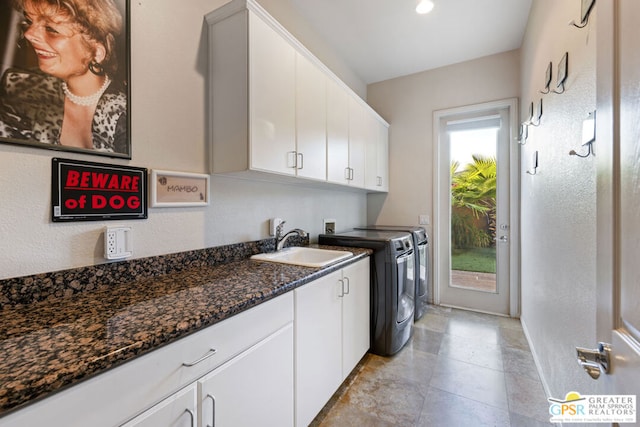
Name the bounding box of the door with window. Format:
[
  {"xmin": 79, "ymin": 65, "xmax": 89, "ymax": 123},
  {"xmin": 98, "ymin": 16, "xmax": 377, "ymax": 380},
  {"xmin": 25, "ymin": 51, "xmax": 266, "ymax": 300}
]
[{"xmin": 434, "ymin": 99, "xmax": 518, "ymax": 315}]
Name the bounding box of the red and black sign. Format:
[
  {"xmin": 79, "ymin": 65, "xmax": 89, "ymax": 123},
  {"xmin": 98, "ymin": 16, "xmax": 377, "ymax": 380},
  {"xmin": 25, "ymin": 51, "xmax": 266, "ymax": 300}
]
[{"xmin": 52, "ymin": 158, "xmax": 147, "ymax": 222}]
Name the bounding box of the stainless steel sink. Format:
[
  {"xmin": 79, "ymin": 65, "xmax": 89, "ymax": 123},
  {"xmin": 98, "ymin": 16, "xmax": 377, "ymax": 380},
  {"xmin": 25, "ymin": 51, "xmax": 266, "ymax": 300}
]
[{"xmin": 250, "ymin": 247, "xmax": 352, "ymax": 268}]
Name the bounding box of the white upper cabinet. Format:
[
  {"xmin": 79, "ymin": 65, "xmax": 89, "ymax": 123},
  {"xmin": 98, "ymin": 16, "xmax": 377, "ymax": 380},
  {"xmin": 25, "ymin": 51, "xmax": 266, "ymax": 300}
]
[
  {"xmin": 365, "ymin": 113, "xmax": 390, "ymax": 192},
  {"xmin": 249, "ymin": 13, "xmax": 296, "ymax": 175},
  {"xmin": 295, "ymin": 52, "xmax": 327, "ymax": 181},
  {"xmin": 347, "ymin": 96, "xmax": 367, "ymax": 188},
  {"xmin": 326, "ymin": 78, "xmax": 350, "ymax": 185},
  {"xmin": 206, "ymin": 0, "xmax": 388, "ymax": 192}
]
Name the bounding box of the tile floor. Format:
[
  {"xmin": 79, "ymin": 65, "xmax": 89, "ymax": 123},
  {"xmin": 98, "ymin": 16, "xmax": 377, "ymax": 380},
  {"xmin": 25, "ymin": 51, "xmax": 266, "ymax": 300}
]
[{"xmin": 310, "ymin": 305, "xmax": 553, "ymax": 426}]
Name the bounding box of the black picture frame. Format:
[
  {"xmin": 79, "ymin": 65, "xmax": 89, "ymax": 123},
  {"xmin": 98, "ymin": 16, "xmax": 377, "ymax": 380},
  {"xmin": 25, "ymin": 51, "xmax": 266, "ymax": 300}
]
[
  {"xmin": 51, "ymin": 157, "xmax": 147, "ymax": 222},
  {"xmin": 0, "ymin": 0, "xmax": 131, "ymax": 159}
]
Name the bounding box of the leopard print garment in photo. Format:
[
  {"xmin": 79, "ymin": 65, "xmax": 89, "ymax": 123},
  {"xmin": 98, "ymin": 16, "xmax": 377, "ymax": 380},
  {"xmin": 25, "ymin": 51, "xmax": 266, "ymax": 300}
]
[{"xmin": 0, "ymin": 69, "xmax": 127, "ymax": 154}]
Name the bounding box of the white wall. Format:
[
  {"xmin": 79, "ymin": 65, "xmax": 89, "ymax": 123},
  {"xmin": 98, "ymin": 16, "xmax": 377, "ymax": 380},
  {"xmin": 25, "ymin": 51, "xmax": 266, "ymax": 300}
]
[
  {"xmin": 0, "ymin": 0, "xmax": 368, "ymax": 280},
  {"xmin": 518, "ymin": 0, "xmax": 598, "ymax": 397},
  {"xmin": 366, "ymin": 50, "xmax": 521, "ymax": 233}
]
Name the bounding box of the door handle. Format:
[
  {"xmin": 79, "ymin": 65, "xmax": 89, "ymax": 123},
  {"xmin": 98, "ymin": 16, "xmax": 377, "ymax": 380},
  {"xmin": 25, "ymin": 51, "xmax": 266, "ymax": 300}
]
[
  {"xmin": 496, "ymin": 235, "xmax": 508, "ymax": 243},
  {"xmin": 576, "ymin": 342, "xmax": 611, "ymax": 380}
]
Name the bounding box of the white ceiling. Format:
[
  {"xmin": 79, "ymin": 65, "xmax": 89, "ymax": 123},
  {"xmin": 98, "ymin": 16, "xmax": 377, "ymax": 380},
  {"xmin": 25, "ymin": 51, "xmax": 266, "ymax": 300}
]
[{"xmin": 289, "ymin": 0, "xmax": 533, "ymax": 84}]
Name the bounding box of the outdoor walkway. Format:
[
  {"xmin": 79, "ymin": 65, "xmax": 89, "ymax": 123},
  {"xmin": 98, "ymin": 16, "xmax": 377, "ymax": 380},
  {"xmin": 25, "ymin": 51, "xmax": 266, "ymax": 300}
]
[{"xmin": 451, "ymin": 270, "xmax": 497, "ymax": 292}]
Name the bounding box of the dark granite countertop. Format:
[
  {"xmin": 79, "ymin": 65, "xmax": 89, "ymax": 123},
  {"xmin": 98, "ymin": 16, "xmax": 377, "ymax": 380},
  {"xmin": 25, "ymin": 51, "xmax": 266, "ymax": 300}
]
[{"xmin": 0, "ymin": 245, "xmax": 370, "ymax": 417}]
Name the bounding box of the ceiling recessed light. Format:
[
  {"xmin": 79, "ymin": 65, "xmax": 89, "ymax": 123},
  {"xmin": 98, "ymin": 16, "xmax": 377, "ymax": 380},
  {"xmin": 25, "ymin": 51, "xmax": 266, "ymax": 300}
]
[{"xmin": 416, "ymin": 0, "xmax": 434, "ymax": 14}]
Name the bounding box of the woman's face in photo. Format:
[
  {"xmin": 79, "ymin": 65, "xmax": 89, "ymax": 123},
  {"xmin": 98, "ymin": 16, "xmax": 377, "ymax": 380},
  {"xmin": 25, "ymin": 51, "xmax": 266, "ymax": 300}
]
[{"xmin": 21, "ymin": 2, "xmax": 98, "ymax": 81}]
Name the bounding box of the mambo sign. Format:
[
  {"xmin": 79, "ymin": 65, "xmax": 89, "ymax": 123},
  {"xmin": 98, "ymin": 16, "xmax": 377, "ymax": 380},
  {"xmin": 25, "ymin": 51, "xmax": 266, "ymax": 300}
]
[{"xmin": 52, "ymin": 158, "xmax": 148, "ymax": 222}]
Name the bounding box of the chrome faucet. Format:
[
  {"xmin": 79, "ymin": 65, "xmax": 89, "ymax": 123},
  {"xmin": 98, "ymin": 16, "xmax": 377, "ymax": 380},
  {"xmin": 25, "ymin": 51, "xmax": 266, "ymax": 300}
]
[{"xmin": 275, "ymin": 221, "xmax": 308, "ymax": 251}]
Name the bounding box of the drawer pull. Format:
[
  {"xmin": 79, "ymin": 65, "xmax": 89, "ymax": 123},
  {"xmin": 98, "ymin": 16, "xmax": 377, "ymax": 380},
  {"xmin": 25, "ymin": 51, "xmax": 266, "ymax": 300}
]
[{"xmin": 182, "ymin": 348, "xmax": 217, "ymax": 367}]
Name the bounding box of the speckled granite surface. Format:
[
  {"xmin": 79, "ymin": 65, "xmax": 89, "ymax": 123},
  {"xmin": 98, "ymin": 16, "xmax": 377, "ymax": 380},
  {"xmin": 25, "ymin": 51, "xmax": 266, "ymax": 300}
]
[{"xmin": 0, "ymin": 239, "xmax": 369, "ymax": 417}]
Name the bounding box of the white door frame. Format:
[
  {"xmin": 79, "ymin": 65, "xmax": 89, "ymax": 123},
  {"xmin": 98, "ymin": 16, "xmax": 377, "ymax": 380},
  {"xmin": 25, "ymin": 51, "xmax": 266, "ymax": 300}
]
[{"xmin": 433, "ymin": 98, "xmax": 520, "ymax": 317}]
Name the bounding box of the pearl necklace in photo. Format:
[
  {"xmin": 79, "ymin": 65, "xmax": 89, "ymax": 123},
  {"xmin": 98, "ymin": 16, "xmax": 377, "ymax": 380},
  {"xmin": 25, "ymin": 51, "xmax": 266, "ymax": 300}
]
[{"xmin": 62, "ymin": 76, "xmax": 111, "ymax": 106}]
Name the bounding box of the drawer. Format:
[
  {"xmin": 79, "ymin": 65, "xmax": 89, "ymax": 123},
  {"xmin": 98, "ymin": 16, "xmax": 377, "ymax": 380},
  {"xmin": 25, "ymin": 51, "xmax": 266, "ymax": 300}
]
[{"xmin": 0, "ymin": 293, "xmax": 293, "ymax": 427}]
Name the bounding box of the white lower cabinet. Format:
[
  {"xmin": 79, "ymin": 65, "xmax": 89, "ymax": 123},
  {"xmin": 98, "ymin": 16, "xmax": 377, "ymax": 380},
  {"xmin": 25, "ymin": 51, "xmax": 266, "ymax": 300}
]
[
  {"xmin": 120, "ymin": 384, "xmax": 197, "ymax": 427},
  {"xmin": 124, "ymin": 324, "xmax": 294, "ymax": 427},
  {"xmin": 294, "ymin": 258, "xmax": 370, "ymax": 426},
  {"xmin": 197, "ymin": 324, "xmax": 294, "ymax": 427},
  {"xmin": 339, "ymin": 259, "xmax": 371, "ymax": 379}
]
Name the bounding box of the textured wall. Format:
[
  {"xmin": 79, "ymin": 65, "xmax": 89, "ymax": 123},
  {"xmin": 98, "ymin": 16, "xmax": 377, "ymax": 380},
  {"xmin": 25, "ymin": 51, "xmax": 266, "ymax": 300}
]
[{"xmin": 519, "ymin": 0, "xmax": 598, "ymax": 397}]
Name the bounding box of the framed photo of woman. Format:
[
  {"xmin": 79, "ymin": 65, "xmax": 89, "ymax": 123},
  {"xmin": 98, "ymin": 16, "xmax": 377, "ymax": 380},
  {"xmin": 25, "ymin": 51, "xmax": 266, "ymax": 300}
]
[{"xmin": 0, "ymin": 0, "xmax": 131, "ymax": 159}]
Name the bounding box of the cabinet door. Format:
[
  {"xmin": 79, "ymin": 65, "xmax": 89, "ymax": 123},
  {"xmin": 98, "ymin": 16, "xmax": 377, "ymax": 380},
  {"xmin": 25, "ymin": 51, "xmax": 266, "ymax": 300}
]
[
  {"xmin": 348, "ymin": 96, "xmax": 367, "ymax": 188},
  {"xmin": 365, "ymin": 116, "xmax": 389, "ymax": 192},
  {"xmin": 377, "ymin": 120, "xmax": 389, "ymax": 192},
  {"xmin": 341, "ymin": 258, "xmax": 371, "ymax": 378},
  {"xmin": 327, "ymin": 79, "xmax": 350, "ymax": 185},
  {"xmin": 294, "ymin": 270, "xmax": 343, "ymax": 427},
  {"xmin": 249, "ymin": 12, "xmax": 296, "ymax": 175},
  {"xmin": 364, "ymin": 112, "xmax": 379, "ymax": 190},
  {"xmin": 120, "ymin": 384, "xmax": 196, "ymax": 427},
  {"xmin": 198, "ymin": 324, "xmax": 294, "ymax": 427},
  {"xmin": 295, "ymin": 53, "xmax": 327, "ymax": 181}
]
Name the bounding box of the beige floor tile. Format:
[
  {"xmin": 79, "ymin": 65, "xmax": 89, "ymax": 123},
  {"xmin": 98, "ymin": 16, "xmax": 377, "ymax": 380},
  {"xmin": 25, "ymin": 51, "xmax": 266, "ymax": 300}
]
[
  {"xmin": 504, "ymin": 372, "xmax": 550, "ymax": 423},
  {"xmin": 312, "ymin": 305, "xmax": 548, "ymax": 427},
  {"xmin": 438, "ymin": 332, "xmax": 504, "ymax": 371},
  {"xmin": 430, "ymin": 357, "xmax": 508, "ymax": 409},
  {"xmin": 417, "ymin": 387, "xmax": 510, "ymax": 427}
]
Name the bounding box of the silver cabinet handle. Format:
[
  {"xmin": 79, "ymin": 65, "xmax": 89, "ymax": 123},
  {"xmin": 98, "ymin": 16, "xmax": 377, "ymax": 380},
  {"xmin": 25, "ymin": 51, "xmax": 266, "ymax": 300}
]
[
  {"xmin": 182, "ymin": 348, "xmax": 217, "ymax": 367},
  {"xmin": 206, "ymin": 394, "xmax": 216, "ymax": 427},
  {"xmin": 287, "ymin": 151, "xmax": 297, "ymax": 168},
  {"xmin": 184, "ymin": 408, "xmax": 195, "ymax": 427},
  {"xmin": 343, "ymin": 277, "xmax": 350, "ymax": 295},
  {"xmin": 337, "ymin": 279, "xmax": 344, "ymax": 297},
  {"xmin": 344, "ymin": 167, "xmax": 355, "ymax": 180},
  {"xmin": 297, "ymin": 152, "xmax": 304, "ymax": 169}
]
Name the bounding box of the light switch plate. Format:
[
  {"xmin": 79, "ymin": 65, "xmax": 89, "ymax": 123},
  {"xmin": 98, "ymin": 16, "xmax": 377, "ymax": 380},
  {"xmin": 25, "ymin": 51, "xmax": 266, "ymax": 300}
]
[{"xmin": 270, "ymin": 218, "xmax": 284, "ymax": 236}]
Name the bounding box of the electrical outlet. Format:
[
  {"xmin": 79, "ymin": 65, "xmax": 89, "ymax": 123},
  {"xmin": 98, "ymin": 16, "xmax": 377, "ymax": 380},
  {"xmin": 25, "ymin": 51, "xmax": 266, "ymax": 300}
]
[
  {"xmin": 105, "ymin": 227, "xmax": 132, "ymax": 260},
  {"xmin": 419, "ymin": 215, "xmax": 430, "ymax": 225},
  {"xmin": 323, "ymin": 218, "xmax": 336, "ymax": 234}
]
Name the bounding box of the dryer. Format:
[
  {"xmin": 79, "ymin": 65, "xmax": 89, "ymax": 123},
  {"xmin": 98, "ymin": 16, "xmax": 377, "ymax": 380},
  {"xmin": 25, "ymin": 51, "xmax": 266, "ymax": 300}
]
[{"xmin": 355, "ymin": 225, "xmax": 430, "ymax": 320}]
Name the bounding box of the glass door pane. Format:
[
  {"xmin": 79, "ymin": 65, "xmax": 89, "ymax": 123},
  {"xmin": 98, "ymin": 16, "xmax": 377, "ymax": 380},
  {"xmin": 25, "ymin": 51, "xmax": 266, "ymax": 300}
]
[{"xmin": 449, "ymin": 128, "xmax": 497, "ymax": 293}]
